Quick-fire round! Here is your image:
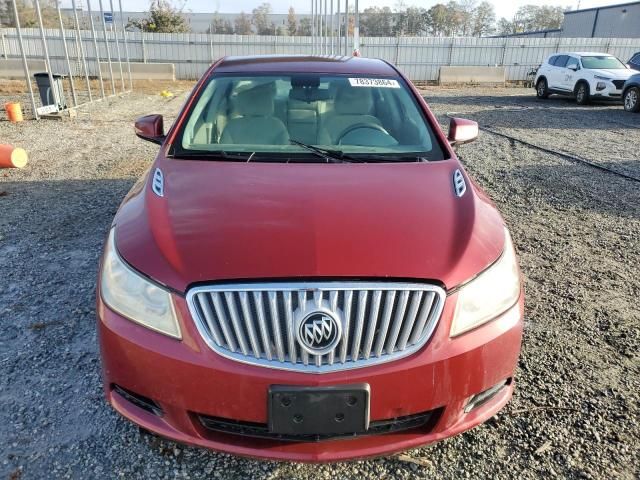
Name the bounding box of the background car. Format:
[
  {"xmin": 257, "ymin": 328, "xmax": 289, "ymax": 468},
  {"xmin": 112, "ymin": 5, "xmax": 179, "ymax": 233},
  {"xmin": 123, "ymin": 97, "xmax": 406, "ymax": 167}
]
[
  {"xmin": 622, "ymin": 74, "xmax": 640, "ymax": 112},
  {"xmin": 535, "ymin": 52, "xmax": 635, "ymax": 105},
  {"xmin": 628, "ymin": 52, "xmax": 640, "ymax": 71}
]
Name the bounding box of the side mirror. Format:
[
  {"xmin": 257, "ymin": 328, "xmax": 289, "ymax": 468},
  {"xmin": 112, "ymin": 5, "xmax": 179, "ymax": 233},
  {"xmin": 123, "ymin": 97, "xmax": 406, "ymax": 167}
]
[
  {"xmin": 134, "ymin": 114, "xmax": 165, "ymax": 145},
  {"xmin": 448, "ymin": 117, "xmax": 478, "ymax": 146}
]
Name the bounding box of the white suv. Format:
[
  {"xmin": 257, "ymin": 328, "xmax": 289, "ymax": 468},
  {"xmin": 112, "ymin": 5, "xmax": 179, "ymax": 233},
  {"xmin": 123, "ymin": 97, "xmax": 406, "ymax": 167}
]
[{"xmin": 534, "ymin": 52, "xmax": 634, "ymax": 105}]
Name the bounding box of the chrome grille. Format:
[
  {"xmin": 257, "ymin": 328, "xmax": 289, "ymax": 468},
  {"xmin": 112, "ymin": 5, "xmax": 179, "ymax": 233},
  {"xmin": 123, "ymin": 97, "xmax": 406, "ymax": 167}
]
[{"xmin": 186, "ymin": 282, "xmax": 446, "ymax": 373}]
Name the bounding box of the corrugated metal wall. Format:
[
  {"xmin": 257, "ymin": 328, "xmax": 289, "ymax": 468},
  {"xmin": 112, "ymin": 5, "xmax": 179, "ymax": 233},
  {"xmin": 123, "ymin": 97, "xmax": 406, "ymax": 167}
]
[
  {"xmin": 2, "ymin": 28, "xmax": 639, "ymax": 81},
  {"xmin": 562, "ymin": 4, "xmax": 640, "ymax": 38}
]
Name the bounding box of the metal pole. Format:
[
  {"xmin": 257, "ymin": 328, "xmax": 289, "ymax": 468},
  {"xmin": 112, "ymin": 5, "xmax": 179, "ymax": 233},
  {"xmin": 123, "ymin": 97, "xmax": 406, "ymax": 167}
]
[
  {"xmin": 354, "ymin": 0, "xmax": 359, "ymax": 53},
  {"xmin": 324, "ymin": 0, "xmax": 328, "ymax": 55},
  {"xmin": 87, "ymin": 0, "xmax": 106, "ymax": 99},
  {"xmin": 109, "ymin": 0, "xmax": 125, "ymax": 92},
  {"xmin": 330, "ymin": 0, "xmax": 334, "ymax": 55},
  {"xmin": 99, "ymin": 0, "xmax": 116, "ymax": 95},
  {"xmin": 56, "ymin": 0, "xmax": 78, "ymax": 106},
  {"xmin": 311, "ymin": 0, "xmax": 315, "ymax": 55},
  {"xmin": 318, "ymin": 0, "xmax": 323, "ymax": 55},
  {"xmin": 337, "ymin": 0, "xmax": 341, "ymax": 54},
  {"xmin": 34, "ymin": 0, "xmax": 57, "ymax": 110},
  {"xmin": 71, "ymin": 0, "xmax": 93, "ymax": 103},
  {"xmin": 344, "ymin": 0, "xmax": 349, "ymax": 56},
  {"xmin": 119, "ymin": 0, "xmax": 133, "ymax": 91},
  {"xmin": 10, "ymin": 0, "xmax": 38, "ymax": 119}
]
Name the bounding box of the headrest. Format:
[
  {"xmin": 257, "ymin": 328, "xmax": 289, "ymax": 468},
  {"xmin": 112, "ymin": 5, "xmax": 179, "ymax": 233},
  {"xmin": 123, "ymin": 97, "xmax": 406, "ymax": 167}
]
[
  {"xmin": 235, "ymin": 82, "xmax": 275, "ymax": 116},
  {"xmin": 334, "ymin": 86, "xmax": 374, "ymax": 115}
]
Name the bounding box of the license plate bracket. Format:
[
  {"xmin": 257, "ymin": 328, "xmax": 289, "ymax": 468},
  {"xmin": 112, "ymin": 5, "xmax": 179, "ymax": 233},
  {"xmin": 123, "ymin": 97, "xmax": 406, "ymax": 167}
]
[{"xmin": 268, "ymin": 384, "xmax": 370, "ymax": 436}]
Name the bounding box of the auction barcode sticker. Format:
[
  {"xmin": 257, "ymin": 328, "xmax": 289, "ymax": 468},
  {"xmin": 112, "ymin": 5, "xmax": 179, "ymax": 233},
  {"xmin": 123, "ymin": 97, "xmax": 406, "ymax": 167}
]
[{"xmin": 348, "ymin": 78, "xmax": 400, "ymax": 88}]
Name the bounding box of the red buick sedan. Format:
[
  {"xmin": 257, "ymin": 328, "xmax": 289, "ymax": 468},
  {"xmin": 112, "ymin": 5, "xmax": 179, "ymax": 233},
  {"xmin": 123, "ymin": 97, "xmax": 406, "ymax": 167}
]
[{"xmin": 97, "ymin": 55, "xmax": 524, "ymax": 462}]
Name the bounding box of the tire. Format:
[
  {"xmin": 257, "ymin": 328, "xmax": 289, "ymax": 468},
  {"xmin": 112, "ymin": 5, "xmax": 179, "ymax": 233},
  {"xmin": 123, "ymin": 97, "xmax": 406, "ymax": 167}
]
[
  {"xmin": 623, "ymin": 87, "xmax": 640, "ymax": 113},
  {"xmin": 575, "ymin": 82, "xmax": 590, "ymax": 105},
  {"xmin": 536, "ymin": 78, "xmax": 549, "ymax": 99}
]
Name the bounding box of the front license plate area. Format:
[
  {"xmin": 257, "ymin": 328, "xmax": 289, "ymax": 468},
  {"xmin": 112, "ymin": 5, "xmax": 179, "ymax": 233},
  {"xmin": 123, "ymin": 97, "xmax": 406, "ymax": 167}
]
[{"xmin": 269, "ymin": 384, "xmax": 370, "ymax": 436}]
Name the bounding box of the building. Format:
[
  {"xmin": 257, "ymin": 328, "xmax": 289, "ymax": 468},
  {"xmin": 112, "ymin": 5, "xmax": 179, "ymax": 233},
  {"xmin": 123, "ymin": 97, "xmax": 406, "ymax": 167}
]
[{"xmin": 562, "ymin": 1, "xmax": 640, "ymax": 38}]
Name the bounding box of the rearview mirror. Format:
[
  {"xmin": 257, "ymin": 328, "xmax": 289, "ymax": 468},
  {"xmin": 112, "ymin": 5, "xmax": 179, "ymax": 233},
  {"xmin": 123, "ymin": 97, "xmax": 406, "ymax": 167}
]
[
  {"xmin": 134, "ymin": 114, "xmax": 165, "ymax": 145},
  {"xmin": 448, "ymin": 117, "xmax": 478, "ymax": 146}
]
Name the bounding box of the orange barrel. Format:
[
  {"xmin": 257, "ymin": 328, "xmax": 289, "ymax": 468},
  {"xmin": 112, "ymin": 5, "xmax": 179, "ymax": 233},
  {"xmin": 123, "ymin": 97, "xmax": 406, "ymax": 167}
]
[
  {"xmin": 0, "ymin": 145, "xmax": 28, "ymax": 168},
  {"xmin": 4, "ymin": 102, "xmax": 24, "ymax": 123}
]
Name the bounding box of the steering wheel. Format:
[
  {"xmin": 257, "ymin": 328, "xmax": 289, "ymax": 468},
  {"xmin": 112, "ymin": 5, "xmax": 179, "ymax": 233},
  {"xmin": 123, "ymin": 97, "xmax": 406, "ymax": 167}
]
[{"xmin": 336, "ymin": 123, "xmax": 392, "ymax": 145}]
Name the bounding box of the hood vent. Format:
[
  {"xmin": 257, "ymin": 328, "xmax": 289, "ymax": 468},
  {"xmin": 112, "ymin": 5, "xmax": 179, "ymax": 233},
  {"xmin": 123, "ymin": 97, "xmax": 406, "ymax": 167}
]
[
  {"xmin": 453, "ymin": 169, "xmax": 466, "ymax": 197},
  {"xmin": 151, "ymin": 168, "xmax": 164, "ymax": 197}
]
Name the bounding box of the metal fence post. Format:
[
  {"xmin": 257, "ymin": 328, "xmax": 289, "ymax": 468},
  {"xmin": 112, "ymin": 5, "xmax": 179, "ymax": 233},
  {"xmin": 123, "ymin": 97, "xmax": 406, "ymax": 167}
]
[
  {"xmin": 56, "ymin": 0, "xmax": 78, "ymax": 106},
  {"xmin": 34, "ymin": 0, "xmax": 57, "ymax": 110},
  {"xmin": 344, "ymin": 0, "xmax": 349, "ymax": 56},
  {"xmin": 330, "ymin": 0, "xmax": 334, "ymax": 54},
  {"xmin": 501, "ymin": 37, "xmax": 508, "ymax": 66},
  {"xmin": 118, "ymin": 0, "xmax": 133, "ymax": 91},
  {"xmin": 1, "ymin": 32, "xmax": 7, "ymax": 59},
  {"xmin": 109, "ymin": 0, "xmax": 125, "ymax": 92},
  {"xmin": 71, "ymin": 0, "xmax": 93, "ymax": 103},
  {"xmin": 311, "ymin": 0, "xmax": 315, "ymax": 55},
  {"xmin": 10, "ymin": 0, "xmax": 38, "ymax": 119},
  {"xmin": 336, "ymin": 0, "xmax": 341, "ymax": 54},
  {"xmin": 98, "ymin": 0, "xmax": 116, "ymax": 95},
  {"xmin": 87, "ymin": 0, "xmax": 106, "ymax": 99}
]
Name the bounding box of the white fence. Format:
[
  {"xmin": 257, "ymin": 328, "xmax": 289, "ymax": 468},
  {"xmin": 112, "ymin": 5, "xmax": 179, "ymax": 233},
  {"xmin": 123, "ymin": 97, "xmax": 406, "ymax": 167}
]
[{"xmin": 2, "ymin": 28, "xmax": 640, "ymax": 82}]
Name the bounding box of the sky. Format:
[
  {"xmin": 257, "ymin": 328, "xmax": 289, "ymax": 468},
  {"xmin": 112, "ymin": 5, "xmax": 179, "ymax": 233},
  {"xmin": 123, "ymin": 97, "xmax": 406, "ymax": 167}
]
[{"xmin": 62, "ymin": 0, "xmax": 630, "ymax": 20}]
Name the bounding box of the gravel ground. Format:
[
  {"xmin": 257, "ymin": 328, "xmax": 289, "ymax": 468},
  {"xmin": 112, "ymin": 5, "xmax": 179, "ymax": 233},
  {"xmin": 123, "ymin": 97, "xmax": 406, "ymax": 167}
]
[{"xmin": 1, "ymin": 86, "xmax": 638, "ymax": 479}]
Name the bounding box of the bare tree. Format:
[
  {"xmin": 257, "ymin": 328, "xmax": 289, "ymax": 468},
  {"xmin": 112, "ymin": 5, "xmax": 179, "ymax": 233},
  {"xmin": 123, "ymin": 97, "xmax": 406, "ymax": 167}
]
[
  {"xmin": 234, "ymin": 11, "xmax": 253, "ymax": 35},
  {"xmin": 252, "ymin": 2, "xmax": 273, "ymax": 35},
  {"xmin": 472, "ymin": 1, "xmax": 496, "ymax": 36},
  {"xmin": 287, "ymin": 6, "xmax": 297, "ymax": 35}
]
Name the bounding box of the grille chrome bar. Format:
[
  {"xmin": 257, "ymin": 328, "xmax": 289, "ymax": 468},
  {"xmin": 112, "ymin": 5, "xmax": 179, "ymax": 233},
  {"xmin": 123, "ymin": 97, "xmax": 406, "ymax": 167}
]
[{"xmin": 186, "ymin": 281, "xmax": 446, "ymax": 373}]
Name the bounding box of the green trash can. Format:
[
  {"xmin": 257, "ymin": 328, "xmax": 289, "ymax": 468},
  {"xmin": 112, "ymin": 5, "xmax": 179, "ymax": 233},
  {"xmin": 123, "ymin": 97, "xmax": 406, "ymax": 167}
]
[{"xmin": 33, "ymin": 72, "xmax": 67, "ymax": 110}]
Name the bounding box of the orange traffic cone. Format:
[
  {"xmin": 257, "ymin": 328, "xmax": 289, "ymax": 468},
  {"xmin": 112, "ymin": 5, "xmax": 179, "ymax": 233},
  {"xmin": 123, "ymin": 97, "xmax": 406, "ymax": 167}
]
[{"xmin": 0, "ymin": 144, "xmax": 28, "ymax": 168}]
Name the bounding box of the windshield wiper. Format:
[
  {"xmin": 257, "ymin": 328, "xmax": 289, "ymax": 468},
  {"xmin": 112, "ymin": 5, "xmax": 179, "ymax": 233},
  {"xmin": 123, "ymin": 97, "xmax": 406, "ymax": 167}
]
[
  {"xmin": 290, "ymin": 140, "xmax": 427, "ymax": 163},
  {"xmin": 289, "ymin": 140, "xmax": 346, "ymax": 163}
]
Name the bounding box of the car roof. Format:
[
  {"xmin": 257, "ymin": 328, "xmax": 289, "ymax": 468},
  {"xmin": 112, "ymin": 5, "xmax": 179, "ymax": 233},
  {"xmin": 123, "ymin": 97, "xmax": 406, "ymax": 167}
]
[
  {"xmin": 553, "ymin": 52, "xmax": 616, "ymax": 57},
  {"xmin": 213, "ymin": 55, "xmax": 398, "ymax": 76}
]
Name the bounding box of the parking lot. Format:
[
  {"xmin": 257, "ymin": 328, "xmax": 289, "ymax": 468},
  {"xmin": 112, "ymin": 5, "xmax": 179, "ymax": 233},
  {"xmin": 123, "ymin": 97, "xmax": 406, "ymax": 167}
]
[{"xmin": 0, "ymin": 86, "xmax": 638, "ymax": 479}]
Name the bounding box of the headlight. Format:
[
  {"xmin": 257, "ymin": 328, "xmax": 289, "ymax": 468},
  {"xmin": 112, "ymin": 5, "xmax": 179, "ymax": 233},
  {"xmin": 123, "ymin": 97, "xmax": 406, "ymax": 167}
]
[
  {"xmin": 100, "ymin": 228, "xmax": 181, "ymax": 339},
  {"xmin": 450, "ymin": 228, "xmax": 520, "ymax": 337},
  {"xmin": 594, "ymin": 75, "xmax": 612, "ymax": 81}
]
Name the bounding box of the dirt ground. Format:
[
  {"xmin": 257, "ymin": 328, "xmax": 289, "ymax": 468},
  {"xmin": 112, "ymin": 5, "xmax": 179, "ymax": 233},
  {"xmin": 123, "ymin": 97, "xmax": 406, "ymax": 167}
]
[{"xmin": 0, "ymin": 84, "xmax": 638, "ymax": 479}]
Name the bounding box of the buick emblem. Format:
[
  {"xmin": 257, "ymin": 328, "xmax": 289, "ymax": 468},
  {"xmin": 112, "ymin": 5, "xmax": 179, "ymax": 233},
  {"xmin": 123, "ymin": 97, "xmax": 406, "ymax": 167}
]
[{"xmin": 296, "ymin": 311, "xmax": 342, "ymax": 356}]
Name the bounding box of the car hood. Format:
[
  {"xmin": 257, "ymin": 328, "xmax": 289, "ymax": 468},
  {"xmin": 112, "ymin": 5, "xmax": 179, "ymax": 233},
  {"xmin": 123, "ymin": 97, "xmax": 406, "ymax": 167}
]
[
  {"xmin": 590, "ymin": 68, "xmax": 634, "ymax": 80},
  {"xmin": 114, "ymin": 158, "xmax": 505, "ymax": 293}
]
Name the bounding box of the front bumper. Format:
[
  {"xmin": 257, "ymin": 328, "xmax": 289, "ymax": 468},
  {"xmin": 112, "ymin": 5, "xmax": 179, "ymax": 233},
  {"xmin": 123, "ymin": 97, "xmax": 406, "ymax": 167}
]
[
  {"xmin": 98, "ymin": 291, "xmax": 524, "ymax": 462},
  {"xmin": 592, "ymin": 82, "xmax": 623, "ymax": 98}
]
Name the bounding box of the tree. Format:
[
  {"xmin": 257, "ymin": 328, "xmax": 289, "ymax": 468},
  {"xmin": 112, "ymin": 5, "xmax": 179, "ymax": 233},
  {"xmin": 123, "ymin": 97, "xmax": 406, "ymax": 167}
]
[
  {"xmin": 287, "ymin": 6, "xmax": 297, "ymax": 35},
  {"xmin": 472, "ymin": 1, "xmax": 495, "ymax": 36},
  {"xmin": 360, "ymin": 6, "xmax": 394, "ymax": 37},
  {"xmin": 252, "ymin": 2, "xmax": 273, "ymax": 35},
  {"xmin": 298, "ymin": 17, "xmax": 312, "ymax": 36},
  {"xmin": 499, "ymin": 4, "xmax": 566, "ymax": 34},
  {"xmin": 1, "ymin": 0, "xmax": 63, "ymax": 28},
  {"xmin": 208, "ymin": 13, "xmax": 234, "ymax": 34},
  {"xmin": 394, "ymin": 6, "xmax": 427, "ymax": 36},
  {"xmin": 127, "ymin": 0, "xmax": 190, "ymax": 33},
  {"xmin": 234, "ymin": 11, "xmax": 252, "ymax": 35}
]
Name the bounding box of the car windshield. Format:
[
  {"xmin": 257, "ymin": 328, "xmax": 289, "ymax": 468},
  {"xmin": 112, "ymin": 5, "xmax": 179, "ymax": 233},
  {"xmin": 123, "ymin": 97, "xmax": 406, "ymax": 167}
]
[
  {"xmin": 173, "ymin": 73, "xmax": 445, "ymax": 162},
  {"xmin": 581, "ymin": 56, "xmax": 627, "ymax": 70}
]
